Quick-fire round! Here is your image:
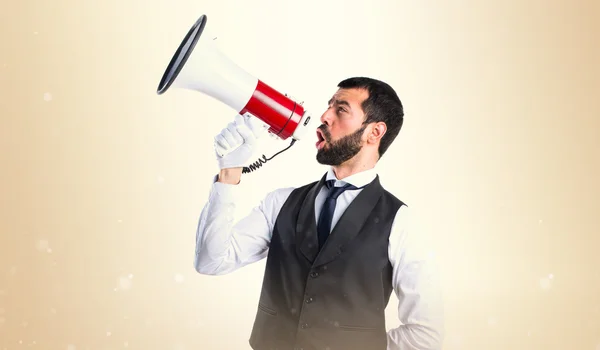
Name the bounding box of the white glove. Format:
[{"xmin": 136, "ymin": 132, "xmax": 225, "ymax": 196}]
[{"xmin": 214, "ymin": 114, "xmax": 270, "ymax": 169}]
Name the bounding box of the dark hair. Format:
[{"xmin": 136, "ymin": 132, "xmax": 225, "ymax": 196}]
[{"xmin": 337, "ymin": 77, "xmax": 404, "ymax": 158}]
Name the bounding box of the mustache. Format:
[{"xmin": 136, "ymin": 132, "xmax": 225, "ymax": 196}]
[{"xmin": 318, "ymin": 124, "xmax": 332, "ymax": 141}]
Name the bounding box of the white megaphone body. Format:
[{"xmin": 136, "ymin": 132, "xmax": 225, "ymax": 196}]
[{"xmin": 157, "ymin": 14, "xmax": 315, "ymax": 149}]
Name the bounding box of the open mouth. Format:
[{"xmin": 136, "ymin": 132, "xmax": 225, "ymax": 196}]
[{"xmin": 316, "ymin": 129, "xmax": 326, "ymax": 149}]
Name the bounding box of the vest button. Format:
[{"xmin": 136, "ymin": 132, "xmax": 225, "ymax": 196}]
[
  {"xmin": 306, "ymin": 297, "xmax": 314, "ymax": 304},
  {"xmin": 301, "ymin": 323, "xmax": 309, "ymax": 329},
  {"xmin": 310, "ymin": 271, "xmax": 319, "ymax": 278}
]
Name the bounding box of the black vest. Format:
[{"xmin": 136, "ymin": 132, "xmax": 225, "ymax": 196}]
[{"xmin": 249, "ymin": 174, "xmax": 405, "ymax": 350}]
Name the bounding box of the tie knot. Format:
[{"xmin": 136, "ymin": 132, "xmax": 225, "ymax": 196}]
[{"xmin": 325, "ymin": 180, "xmax": 357, "ymax": 200}]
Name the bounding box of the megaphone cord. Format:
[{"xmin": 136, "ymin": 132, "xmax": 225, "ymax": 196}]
[{"xmin": 242, "ymin": 139, "xmax": 297, "ymax": 174}]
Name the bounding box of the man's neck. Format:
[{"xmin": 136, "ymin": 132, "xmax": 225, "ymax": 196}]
[{"xmin": 331, "ymin": 157, "xmax": 376, "ymax": 180}]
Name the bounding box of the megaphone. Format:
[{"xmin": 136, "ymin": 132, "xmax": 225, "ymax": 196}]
[{"xmin": 157, "ymin": 14, "xmax": 315, "ymax": 146}]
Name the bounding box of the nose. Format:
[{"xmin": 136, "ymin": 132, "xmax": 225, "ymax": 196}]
[{"xmin": 320, "ymin": 108, "xmax": 333, "ymax": 126}]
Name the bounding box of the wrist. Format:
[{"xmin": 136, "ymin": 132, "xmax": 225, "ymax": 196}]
[{"xmin": 217, "ymin": 168, "xmax": 243, "ymax": 184}]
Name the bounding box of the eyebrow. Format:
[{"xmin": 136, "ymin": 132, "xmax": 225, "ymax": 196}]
[{"xmin": 328, "ymin": 98, "xmax": 351, "ymax": 108}]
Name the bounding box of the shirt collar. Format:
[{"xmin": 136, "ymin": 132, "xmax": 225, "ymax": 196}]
[{"xmin": 325, "ymin": 166, "xmax": 378, "ymax": 188}]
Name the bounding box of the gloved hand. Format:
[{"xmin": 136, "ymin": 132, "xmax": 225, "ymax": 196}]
[{"xmin": 214, "ymin": 114, "xmax": 270, "ymax": 169}]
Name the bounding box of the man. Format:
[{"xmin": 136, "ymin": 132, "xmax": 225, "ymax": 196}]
[{"xmin": 194, "ymin": 77, "xmax": 444, "ymax": 350}]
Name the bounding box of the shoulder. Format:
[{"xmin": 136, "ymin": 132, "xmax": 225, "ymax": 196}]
[
  {"xmin": 259, "ymin": 180, "xmax": 319, "ymax": 211},
  {"xmin": 264, "ymin": 179, "xmax": 318, "ymax": 199},
  {"xmin": 389, "ymin": 203, "xmax": 438, "ymax": 265},
  {"xmin": 378, "ymin": 181, "xmax": 407, "ymax": 210}
]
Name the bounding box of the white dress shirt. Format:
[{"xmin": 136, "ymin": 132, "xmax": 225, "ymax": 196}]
[{"xmin": 195, "ymin": 166, "xmax": 445, "ymax": 350}]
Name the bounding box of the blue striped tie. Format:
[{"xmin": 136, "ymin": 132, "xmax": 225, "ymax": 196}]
[{"xmin": 317, "ymin": 180, "xmax": 358, "ymax": 249}]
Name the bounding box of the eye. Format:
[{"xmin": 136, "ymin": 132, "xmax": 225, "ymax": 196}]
[{"xmin": 337, "ymin": 107, "xmax": 346, "ymax": 114}]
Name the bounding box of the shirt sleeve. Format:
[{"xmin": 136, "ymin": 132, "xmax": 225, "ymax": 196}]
[
  {"xmin": 194, "ymin": 175, "xmax": 294, "ymax": 275},
  {"xmin": 386, "ymin": 205, "xmax": 445, "ymax": 349}
]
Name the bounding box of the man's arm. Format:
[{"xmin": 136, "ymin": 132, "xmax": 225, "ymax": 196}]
[
  {"xmin": 194, "ymin": 169, "xmax": 294, "ymax": 275},
  {"xmin": 193, "ymin": 113, "xmax": 291, "ymax": 275},
  {"xmin": 386, "ymin": 205, "xmax": 445, "ymax": 349}
]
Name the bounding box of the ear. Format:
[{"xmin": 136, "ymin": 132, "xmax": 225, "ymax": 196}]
[{"xmin": 366, "ymin": 122, "xmax": 386, "ymax": 144}]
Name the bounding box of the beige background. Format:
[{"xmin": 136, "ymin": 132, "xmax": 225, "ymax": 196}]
[{"xmin": 1, "ymin": 0, "xmax": 599, "ymax": 349}]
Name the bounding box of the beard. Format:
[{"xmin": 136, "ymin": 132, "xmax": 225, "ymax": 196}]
[{"xmin": 316, "ymin": 124, "xmax": 366, "ymax": 166}]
